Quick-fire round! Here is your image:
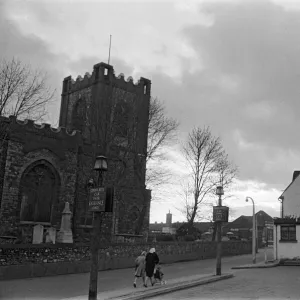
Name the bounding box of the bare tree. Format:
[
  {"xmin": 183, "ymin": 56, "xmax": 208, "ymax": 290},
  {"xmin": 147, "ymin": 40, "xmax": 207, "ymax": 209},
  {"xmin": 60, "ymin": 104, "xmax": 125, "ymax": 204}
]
[
  {"xmin": 0, "ymin": 57, "xmax": 55, "ymax": 121},
  {"xmin": 0, "ymin": 58, "xmax": 55, "ymax": 193},
  {"xmin": 146, "ymin": 97, "xmax": 179, "ymax": 194},
  {"xmin": 181, "ymin": 126, "xmax": 237, "ymax": 226}
]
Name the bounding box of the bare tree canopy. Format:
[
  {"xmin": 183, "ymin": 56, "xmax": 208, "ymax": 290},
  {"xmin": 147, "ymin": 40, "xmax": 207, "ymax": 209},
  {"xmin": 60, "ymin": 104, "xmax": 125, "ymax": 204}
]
[
  {"xmin": 0, "ymin": 57, "xmax": 55, "ymax": 121},
  {"xmin": 146, "ymin": 97, "xmax": 179, "ymax": 190},
  {"xmin": 181, "ymin": 126, "xmax": 238, "ymax": 225}
]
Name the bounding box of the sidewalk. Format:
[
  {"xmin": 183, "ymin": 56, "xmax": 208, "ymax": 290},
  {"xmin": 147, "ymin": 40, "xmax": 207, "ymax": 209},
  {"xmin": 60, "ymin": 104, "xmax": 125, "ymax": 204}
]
[
  {"xmin": 63, "ymin": 273, "xmax": 234, "ymax": 300},
  {"xmin": 232, "ymin": 260, "xmax": 279, "ymax": 269},
  {"xmin": 0, "ymin": 250, "xmax": 271, "ymax": 300}
]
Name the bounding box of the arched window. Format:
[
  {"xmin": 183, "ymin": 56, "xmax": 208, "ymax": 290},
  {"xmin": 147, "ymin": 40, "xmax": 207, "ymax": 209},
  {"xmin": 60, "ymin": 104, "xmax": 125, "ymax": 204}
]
[{"xmin": 19, "ymin": 161, "xmax": 59, "ymax": 223}]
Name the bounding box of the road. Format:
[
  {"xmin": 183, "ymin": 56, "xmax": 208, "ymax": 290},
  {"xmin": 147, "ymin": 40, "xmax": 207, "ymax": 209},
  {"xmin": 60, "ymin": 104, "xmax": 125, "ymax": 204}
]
[
  {"xmin": 0, "ymin": 249, "xmax": 273, "ymax": 300},
  {"xmin": 149, "ymin": 266, "xmax": 300, "ymax": 300}
]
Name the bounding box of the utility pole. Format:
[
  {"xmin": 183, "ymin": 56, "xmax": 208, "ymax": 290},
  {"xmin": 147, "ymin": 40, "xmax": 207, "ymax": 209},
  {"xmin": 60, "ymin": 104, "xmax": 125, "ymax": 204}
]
[{"xmin": 246, "ymin": 197, "xmax": 256, "ymax": 264}]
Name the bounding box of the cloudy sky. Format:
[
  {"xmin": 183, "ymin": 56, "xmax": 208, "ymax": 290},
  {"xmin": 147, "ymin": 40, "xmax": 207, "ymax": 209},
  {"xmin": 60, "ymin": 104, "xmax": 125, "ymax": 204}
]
[{"xmin": 2, "ymin": 0, "xmax": 300, "ymax": 223}]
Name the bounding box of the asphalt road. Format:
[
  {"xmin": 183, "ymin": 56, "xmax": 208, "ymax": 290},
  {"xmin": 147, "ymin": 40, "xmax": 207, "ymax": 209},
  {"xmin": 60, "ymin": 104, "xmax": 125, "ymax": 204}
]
[
  {"xmin": 0, "ymin": 249, "xmax": 272, "ymax": 300},
  {"xmin": 149, "ymin": 266, "xmax": 300, "ymax": 300}
]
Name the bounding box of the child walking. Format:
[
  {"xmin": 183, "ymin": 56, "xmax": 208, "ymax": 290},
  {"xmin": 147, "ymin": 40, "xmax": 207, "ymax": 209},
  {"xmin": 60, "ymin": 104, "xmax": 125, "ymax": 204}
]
[
  {"xmin": 153, "ymin": 264, "xmax": 166, "ymax": 285},
  {"xmin": 133, "ymin": 251, "xmax": 146, "ymax": 288}
]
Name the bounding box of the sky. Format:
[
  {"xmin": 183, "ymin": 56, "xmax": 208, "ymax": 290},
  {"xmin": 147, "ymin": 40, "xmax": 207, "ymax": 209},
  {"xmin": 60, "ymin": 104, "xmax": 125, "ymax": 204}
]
[{"xmin": 1, "ymin": 0, "xmax": 300, "ymax": 223}]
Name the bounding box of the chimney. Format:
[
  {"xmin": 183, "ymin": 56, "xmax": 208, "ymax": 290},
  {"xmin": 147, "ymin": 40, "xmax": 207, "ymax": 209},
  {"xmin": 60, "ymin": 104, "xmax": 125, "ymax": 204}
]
[{"xmin": 293, "ymin": 171, "xmax": 300, "ymax": 181}]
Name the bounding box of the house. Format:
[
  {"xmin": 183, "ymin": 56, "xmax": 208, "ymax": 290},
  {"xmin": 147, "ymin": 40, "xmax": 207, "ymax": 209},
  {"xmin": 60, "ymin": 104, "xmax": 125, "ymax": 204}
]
[
  {"xmin": 222, "ymin": 211, "xmax": 274, "ymax": 245},
  {"xmin": 274, "ymin": 171, "xmax": 300, "ymax": 260}
]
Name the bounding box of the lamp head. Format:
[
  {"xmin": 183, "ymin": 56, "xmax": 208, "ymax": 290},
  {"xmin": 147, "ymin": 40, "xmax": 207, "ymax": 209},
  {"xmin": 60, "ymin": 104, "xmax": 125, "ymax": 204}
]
[
  {"xmin": 94, "ymin": 155, "xmax": 108, "ymax": 172},
  {"xmin": 216, "ymin": 186, "xmax": 224, "ymax": 196}
]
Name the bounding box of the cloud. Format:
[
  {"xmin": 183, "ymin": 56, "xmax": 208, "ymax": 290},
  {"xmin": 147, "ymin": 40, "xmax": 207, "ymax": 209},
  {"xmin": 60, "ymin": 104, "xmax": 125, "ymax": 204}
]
[
  {"xmin": 162, "ymin": 0, "xmax": 300, "ymax": 186},
  {"xmin": 2, "ymin": 0, "xmax": 299, "ymax": 221}
]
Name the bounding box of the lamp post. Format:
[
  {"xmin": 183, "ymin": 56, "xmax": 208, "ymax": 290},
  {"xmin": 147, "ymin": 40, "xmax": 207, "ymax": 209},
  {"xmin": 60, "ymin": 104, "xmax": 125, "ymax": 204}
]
[
  {"xmin": 215, "ymin": 185, "xmax": 224, "ymax": 276},
  {"xmin": 88, "ymin": 155, "xmax": 108, "ymax": 300},
  {"xmin": 278, "ymin": 196, "xmax": 284, "ymax": 218},
  {"xmin": 246, "ymin": 197, "xmax": 256, "ymax": 264}
]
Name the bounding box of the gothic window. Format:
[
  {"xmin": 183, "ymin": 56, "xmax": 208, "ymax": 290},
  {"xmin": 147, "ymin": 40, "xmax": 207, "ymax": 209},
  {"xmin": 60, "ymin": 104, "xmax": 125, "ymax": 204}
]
[
  {"xmin": 19, "ymin": 162, "xmax": 59, "ymax": 223},
  {"xmin": 72, "ymin": 98, "xmax": 86, "ymax": 132}
]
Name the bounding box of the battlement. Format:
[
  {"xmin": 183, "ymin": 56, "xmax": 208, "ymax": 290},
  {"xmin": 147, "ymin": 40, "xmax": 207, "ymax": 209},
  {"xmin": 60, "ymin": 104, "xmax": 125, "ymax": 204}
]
[
  {"xmin": 0, "ymin": 115, "xmax": 80, "ymax": 139},
  {"xmin": 62, "ymin": 62, "xmax": 151, "ymax": 95}
]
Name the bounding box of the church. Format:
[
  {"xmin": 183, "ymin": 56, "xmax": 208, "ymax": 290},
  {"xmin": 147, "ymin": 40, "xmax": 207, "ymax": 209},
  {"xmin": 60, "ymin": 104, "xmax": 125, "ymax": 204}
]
[{"xmin": 0, "ymin": 62, "xmax": 152, "ymax": 244}]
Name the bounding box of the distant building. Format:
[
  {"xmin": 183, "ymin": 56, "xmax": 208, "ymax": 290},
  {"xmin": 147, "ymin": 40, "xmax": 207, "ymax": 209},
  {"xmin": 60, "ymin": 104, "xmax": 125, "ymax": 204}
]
[
  {"xmin": 222, "ymin": 210, "xmax": 274, "ymax": 245},
  {"xmin": 166, "ymin": 210, "xmax": 172, "ymax": 227}
]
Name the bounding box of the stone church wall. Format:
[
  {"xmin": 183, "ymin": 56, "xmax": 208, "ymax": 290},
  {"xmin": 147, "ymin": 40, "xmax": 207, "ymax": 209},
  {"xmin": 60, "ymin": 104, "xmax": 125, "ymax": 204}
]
[{"xmin": 0, "ymin": 61, "xmax": 152, "ymax": 245}]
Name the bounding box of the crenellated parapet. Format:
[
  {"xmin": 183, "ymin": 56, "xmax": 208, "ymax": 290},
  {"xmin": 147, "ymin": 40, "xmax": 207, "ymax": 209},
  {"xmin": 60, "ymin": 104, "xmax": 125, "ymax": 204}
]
[
  {"xmin": 0, "ymin": 115, "xmax": 82, "ymax": 158},
  {"xmin": 61, "ymin": 62, "xmax": 151, "ymax": 95},
  {"xmin": 4, "ymin": 115, "xmax": 79, "ymax": 138}
]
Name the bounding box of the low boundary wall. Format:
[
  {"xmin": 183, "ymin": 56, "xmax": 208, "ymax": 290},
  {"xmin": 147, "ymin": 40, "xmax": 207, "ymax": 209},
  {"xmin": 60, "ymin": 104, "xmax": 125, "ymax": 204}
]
[{"xmin": 0, "ymin": 241, "xmax": 251, "ymax": 280}]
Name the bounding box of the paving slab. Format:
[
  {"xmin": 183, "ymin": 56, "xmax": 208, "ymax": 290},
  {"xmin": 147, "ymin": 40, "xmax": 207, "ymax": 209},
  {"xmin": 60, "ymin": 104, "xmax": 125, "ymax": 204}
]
[{"xmin": 62, "ymin": 273, "xmax": 234, "ymax": 300}]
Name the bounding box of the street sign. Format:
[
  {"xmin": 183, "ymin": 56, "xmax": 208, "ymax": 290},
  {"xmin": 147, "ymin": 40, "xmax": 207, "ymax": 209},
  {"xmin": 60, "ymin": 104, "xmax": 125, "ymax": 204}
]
[
  {"xmin": 89, "ymin": 187, "xmax": 106, "ymax": 212},
  {"xmin": 213, "ymin": 206, "xmax": 229, "ymax": 222}
]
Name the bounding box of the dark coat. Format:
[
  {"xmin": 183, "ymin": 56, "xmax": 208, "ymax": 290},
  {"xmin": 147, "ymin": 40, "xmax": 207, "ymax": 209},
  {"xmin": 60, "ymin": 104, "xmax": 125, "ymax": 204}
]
[{"xmin": 145, "ymin": 252, "xmax": 159, "ymax": 277}]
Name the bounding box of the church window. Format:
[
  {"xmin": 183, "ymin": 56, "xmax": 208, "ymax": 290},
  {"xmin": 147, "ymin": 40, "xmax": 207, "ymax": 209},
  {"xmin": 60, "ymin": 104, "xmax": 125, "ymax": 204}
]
[{"xmin": 19, "ymin": 162, "xmax": 59, "ymax": 223}]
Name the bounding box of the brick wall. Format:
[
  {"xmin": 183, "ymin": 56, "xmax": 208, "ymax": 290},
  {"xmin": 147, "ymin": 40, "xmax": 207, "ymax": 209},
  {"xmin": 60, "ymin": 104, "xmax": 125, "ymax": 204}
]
[
  {"xmin": 0, "ymin": 241, "xmax": 251, "ymax": 266},
  {"xmin": 0, "ymin": 241, "xmax": 251, "ymax": 279}
]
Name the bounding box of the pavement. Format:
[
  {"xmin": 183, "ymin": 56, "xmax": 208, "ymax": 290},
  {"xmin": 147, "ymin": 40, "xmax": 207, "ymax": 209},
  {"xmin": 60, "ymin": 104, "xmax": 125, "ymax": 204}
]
[
  {"xmin": 231, "ymin": 259, "xmax": 279, "ymax": 269},
  {"xmin": 0, "ymin": 248, "xmax": 274, "ymax": 300}
]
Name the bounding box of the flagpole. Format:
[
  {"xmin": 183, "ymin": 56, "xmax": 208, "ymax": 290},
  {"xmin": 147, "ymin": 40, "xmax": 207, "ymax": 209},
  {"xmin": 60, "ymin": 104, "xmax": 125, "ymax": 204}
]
[{"xmin": 108, "ymin": 35, "xmax": 112, "ymax": 65}]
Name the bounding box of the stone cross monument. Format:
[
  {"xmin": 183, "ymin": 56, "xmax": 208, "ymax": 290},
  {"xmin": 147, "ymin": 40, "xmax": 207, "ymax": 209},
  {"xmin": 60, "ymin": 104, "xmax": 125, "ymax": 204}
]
[{"xmin": 56, "ymin": 202, "xmax": 73, "ymax": 243}]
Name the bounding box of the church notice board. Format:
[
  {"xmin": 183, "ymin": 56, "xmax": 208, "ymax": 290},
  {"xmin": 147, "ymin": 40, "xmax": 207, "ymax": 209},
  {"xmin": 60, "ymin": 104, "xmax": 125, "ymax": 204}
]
[
  {"xmin": 213, "ymin": 206, "xmax": 229, "ymax": 222},
  {"xmin": 89, "ymin": 187, "xmax": 106, "ymax": 212}
]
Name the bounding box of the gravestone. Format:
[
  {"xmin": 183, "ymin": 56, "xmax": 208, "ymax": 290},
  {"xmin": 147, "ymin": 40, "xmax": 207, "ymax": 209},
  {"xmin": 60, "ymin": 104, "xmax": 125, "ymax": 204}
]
[
  {"xmin": 56, "ymin": 202, "xmax": 73, "ymax": 243},
  {"xmin": 32, "ymin": 224, "xmax": 44, "ymax": 244},
  {"xmin": 46, "ymin": 227, "xmax": 56, "ymax": 244}
]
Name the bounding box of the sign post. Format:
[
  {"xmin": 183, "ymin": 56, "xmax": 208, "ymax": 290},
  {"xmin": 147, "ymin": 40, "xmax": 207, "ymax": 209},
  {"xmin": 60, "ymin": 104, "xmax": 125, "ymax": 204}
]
[
  {"xmin": 88, "ymin": 187, "xmax": 106, "ymax": 300},
  {"xmin": 213, "ymin": 200, "xmax": 229, "ymax": 276}
]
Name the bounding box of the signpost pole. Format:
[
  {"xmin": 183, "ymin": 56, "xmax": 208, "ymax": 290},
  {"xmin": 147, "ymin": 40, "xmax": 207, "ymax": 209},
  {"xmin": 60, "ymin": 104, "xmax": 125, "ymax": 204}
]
[
  {"xmin": 214, "ymin": 186, "xmax": 227, "ymax": 276},
  {"xmin": 216, "ymin": 193, "xmax": 222, "ymax": 276},
  {"xmin": 88, "ymin": 171, "xmax": 105, "ymax": 300},
  {"xmin": 88, "ymin": 211, "xmax": 101, "ymax": 300}
]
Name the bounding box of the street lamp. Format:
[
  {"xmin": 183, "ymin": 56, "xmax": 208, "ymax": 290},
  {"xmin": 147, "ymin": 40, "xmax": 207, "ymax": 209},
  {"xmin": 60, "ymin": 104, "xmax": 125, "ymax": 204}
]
[
  {"xmin": 88, "ymin": 155, "xmax": 108, "ymax": 300},
  {"xmin": 246, "ymin": 197, "xmax": 256, "ymax": 264},
  {"xmin": 215, "ymin": 185, "xmax": 224, "ymax": 276},
  {"xmin": 278, "ymin": 196, "xmax": 284, "ymax": 218},
  {"xmin": 94, "ymin": 155, "xmax": 108, "ymax": 186}
]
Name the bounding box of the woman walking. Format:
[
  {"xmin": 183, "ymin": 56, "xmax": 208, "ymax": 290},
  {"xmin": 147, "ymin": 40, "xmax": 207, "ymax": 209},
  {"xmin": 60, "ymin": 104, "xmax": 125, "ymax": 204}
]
[
  {"xmin": 133, "ymin": 251, "xmax": 146, "ymax": 288},
  {"xmin": 144, "ymin": 248, "xmax": 159, "ymax": 287}
]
